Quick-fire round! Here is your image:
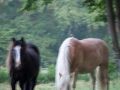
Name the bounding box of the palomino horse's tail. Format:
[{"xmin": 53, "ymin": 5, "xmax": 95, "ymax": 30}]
[{"xmin": 96, "ymin": 66, "xmax": 107, "ymax": 90}]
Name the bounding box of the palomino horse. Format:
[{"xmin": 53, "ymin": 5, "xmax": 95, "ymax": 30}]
[
  {"xmin": 6, "ymin": 37, "xmax": 40, "ymax": 90},
  {"xmin": 55, "ymin": 37, "xmax": 109, "ymax": 90}
]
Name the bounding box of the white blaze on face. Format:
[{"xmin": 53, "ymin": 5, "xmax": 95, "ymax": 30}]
[{"xmin": 13, "ymin": 45, "xmax": 21, "ymax": 68}]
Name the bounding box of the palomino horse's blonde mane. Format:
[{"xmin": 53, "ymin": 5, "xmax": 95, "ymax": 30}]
[{"xmin": 55, "ymin": 37, "xmax": 76, "ymax": 89}]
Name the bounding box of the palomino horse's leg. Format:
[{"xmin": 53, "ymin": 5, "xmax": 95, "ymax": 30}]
[
  {"xmin": 71, "ymin": 72, "xmax": 78, "ymax": 90},
  {"xmin": 96, "ymin": 66, "xmax": 109, "ymax": 90},
  {"xmin": 102, "ymin": 67, "xmax": 109, "ymax": 90},
  {"xmin": 89, "ymin": 72, "xmax": 96, "ymax": 90}
]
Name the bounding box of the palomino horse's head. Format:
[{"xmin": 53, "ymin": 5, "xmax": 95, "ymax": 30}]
[
  {"xmin": 58, "ymin": 73, "xmax": 71, "ymax": 90},
  {"xmin": 12, "ymin": 37, "xmax": 26, "ymax": 70}
]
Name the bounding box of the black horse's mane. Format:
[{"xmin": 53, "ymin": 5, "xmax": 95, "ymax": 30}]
[{"xmin": 6, "ymin": 41, "xmax": 14, "ymax": 72}]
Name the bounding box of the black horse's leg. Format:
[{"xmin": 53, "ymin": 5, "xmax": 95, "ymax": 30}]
[
  {"xmin": 26, "ymin": 79, "xmax": 35, "ymax": 90},
  {"xmin": 27, "ymin": 77, "xmax": 37, "ymax": 90},
  {"xmin": 25, "ymin": 81, "xmax": 29, "ymax": 90},
  {"xmin": 31, "ymin": 76, "xmax": 37, "ymax": 90},
  {"xmin": 19, "ymin": 79, "xmax": 36, "ymax": 90},
  {"xmin": 19, "ymin": 81, "xmax": 26, "ymax": 90},
  {"xmin": 18, "ymin": 82, "xmax": 27, "ymax": 90},
  {"xmin": 10, "ymin": 78, "xmax": 17, "ymax": 90}
]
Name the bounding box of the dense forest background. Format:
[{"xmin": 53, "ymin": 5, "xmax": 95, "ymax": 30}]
[{"xmin": 0, "ymin": 0, "xmax": 114, "ymax": 68}]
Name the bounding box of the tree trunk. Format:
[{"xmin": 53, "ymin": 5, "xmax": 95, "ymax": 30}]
[
  {"xmin": 106, "ymin": 0, "xmax": 120, "ymax": 74},
  {"xmin": 115, "ymin": 0, "xmax": 120, "ymax": 36}
]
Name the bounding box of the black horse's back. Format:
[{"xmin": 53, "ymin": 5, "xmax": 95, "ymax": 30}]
[
  {"xmin": 27, "ymin": 43, "xmax": 40, "ymax": 55},
  {"xmin": 27, "ymin": 43, "xmax": 41, "ymax": 67}
]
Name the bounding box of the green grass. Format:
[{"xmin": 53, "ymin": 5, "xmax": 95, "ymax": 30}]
[
  {"xmin": 109, "ymin": 78, "xmax": 120, "ymax": 90},
  {"xmin": 0, "ymin": 79, "xmax": 120, "ymax": 90}
]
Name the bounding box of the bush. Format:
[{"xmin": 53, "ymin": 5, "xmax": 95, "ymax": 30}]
[
  {"xmin": 37, "ymin": 73, "xmax": 48, "ymax": 83},
  {"xmin": 37, "ymin": 64, "xmax": 90, "ymax": 83},
  {"xmin": 0, "ymin": 61, "xmax": 118, "ymax": 84},
  {"xmin": 77, "ymin": 74, "xmax": 89, "ymax": 81},
  {"xmin": 47, "ymin": 64, "xmax": 55, "ymax": 81},
  {"xmin": 109, "ymin": 61, "xmax": 117, "ymax": 79},
  {"xmin": 37, "ymin": 64, "xmax": 55, "ymax": 84},
  {"xmin": 0, "ymin": 65, "xmax": 56, "ymax": 84},
  {"xmin": 0, "ymin": 67, "xmax": 9, "ymax": 83}
]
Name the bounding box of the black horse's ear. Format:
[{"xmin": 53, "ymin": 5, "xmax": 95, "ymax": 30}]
[
  {"xmin": 21, "ymin": 37, "xmax": 25, "ymax": 42},
  {"xmin": 12, "ymin": 38, "xmax": 16, "ymax": 42}
]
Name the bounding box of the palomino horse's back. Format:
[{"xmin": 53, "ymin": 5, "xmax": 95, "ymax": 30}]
[{"xmin": 69, "ymin": 38, "xmax": 109, "ymax": 73}]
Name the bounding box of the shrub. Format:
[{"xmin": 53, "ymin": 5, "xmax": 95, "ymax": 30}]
[
  {"xmin": 0, "ymin": 67, "xmax": 9, "ymax": 83},
  {"xmin": 77, "ymin": 74, "xmax": 89, "ymax": 81},
  {"xmin": 47, "ymin": 64, "xmax": 55, "ymax": 81},
  {"xmin": 0, "ymin": 61, "xmax": 118, "ymax": 84},
  {"xmin": 37, "ymin": 64, "xmax": 55, "ymax": 84},
  {"xmin": 37, "ymin": 73, "xmax": 48, "ymax": 83},
  {"xmin": 109, "ymin": 61, "xmax": 117, "ymax": 79}
]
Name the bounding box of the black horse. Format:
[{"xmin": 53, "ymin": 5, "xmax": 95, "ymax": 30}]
[{"xmin": 6, "ymin": 37, "xmax": 40, "ymax": 90}]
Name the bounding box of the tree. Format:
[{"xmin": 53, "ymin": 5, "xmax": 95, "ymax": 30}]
[
  {"xmin": 20, "ymin": 0, "xmax": 53, "ymax": 11},
  {"xmin": 83, "ymin": 0, "xmax": 120, "ymax": 74},
  {"xmin": 115, "ymin": 0, "xmax": 120, "ymax": 32},
  {"xmin": 106, "ymin": 0, "xmax": 120, "ymax": 74}
]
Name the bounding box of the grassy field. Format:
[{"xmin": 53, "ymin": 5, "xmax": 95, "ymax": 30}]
[{"xmin": 0, "ymin": 79, "xmax": 120, "ymax": 90}]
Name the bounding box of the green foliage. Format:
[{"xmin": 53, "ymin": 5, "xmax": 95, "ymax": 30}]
[
  {"xmin": 47, "ymin": 64, "xmax": 55, "ymax": 81},
  {"xmin": 83, "ymin": 0, "xmax": 107, "ymax": 22},
  {"xmin": 0, "ymin": 0, "xmax": 59, "ymax": 67},
  {"xmin": 53, "ymin": 0, "xmax": 105, "ymax": 30},
  {"xmin": 41, "ymin": 0, "xmax": 54, "ymax": 6},
  {"xmin": 0, "ymin": 67, "xmax": 9, "ymax": 83},
  {"xmin": 77, "ymin": 74, "xmax": 89, "ymax": 81},
  {"xmin": 0, "ymin": 0, "xmax": 109, "ymax": 67},
  {"xmin": 37, "ymin": 65, "xmax": 55, "ymax": 83},
  {"xmin": 37, "ymin": 73, "xmax": 48, "ymax": 83},
  {"xmin": 103, "ymin": 36, "xmax": 114, "ymax": 59},
  {"xmin": 82, "ymin": 0, "xmax": 117, "ymax": 22},
  {"xmin": 0, "ymin": 65, "xmax": 55, "ymax": 84},
  {"xmin": 0, "ymin": 26, "xmax": 16, "ymax": 65},
  {"xmin": 109, "ymin": 61, "xmax": 117, "ymax": 79},
  {"xmin": 0, "ymin": 63, "xmax": 118, "ymax": 84},
  {"xmin": 20, "ymin": 0, "xmax": 38, "ymax": 11},
  {"xmin": 20, "ymin": 0, "xmax": 53, "ymax": 11},
  {"xmin": 103, "ymin": 36, "xmax": 118, "ymax": 79}
]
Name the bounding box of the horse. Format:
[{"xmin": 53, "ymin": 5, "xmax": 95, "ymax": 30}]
[
  {"xmin": 6, "ymin": 37, "xmax": 40, "ymax": 90},
  {"xmin": 55, "ymin": 37, "xmax": 109, "ymax": 90}
]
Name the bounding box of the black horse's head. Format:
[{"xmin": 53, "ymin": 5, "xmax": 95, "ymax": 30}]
[{"xmin": 12, "ymin": 37, "xmax": 26, "ymax": 70}]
